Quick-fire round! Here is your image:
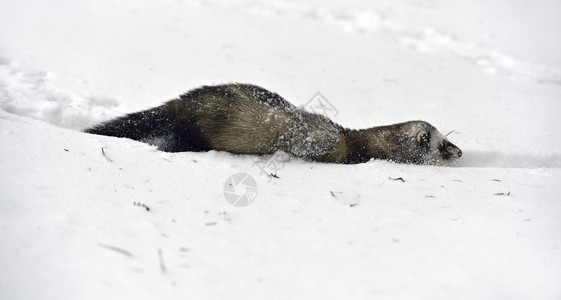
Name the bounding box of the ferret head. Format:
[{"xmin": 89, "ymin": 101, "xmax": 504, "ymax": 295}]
[
  {"xmin": 408, "ymin": 121, "xmax": 462, "ymax": 165},
  {"xmin": 376, "ymin": 121, "xmax": 462, "ymax": 165}
]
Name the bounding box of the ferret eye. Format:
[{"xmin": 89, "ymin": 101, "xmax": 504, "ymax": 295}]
[
  {"xmin": 418, "ymin": 132, "xmax": 431, "ymax": 150},
  {"xmin": 439, "ymin": 140, "xmax": 451, "ymax": 153}
]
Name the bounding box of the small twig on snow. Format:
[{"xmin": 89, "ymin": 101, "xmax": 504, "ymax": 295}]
[
  {"xmin": 494, "ymin": 191, "xmax": 511, "ymax": 196},
  {"xmin": 101, "ymin": 148, "xmax": 113, "ymax": 162},
  {"xmin": 133, "ymin": 202, "xmax": 150, "ymax": 211},
  {"xmin": 157, "ymin": 248, "xmax": 166, "ymax": 273}
]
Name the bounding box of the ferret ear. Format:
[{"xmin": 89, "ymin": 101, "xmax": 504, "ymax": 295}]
[{"xmin": 417, "ymin": 132, "xmax": 431, "ymax": 150}]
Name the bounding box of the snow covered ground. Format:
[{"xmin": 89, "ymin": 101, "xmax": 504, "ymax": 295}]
[{"xmin": 1, "ymin": 0, "xmax": 560, "ymax": 299}]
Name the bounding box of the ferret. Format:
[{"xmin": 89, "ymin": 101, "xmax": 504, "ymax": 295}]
[{"xmin": 85, "ymin": 83, "xmax": 462, "ymax": 165}]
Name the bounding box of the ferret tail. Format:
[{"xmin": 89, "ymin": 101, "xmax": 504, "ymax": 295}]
[
  {"xmin": 85, "ymin": 106, "xmax": 176, "ymax": 145},
  {"xmin": 84, "ymin": 105, "xmax": 209, "ymax": 152}
]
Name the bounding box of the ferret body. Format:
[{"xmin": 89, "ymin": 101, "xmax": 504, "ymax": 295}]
[{"xmin": 85, "ymin": 84, "xmax": 462, "ymax": 165}]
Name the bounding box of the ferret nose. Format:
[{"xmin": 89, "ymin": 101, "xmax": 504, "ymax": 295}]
[{"xmin": 457, "ymin": 149, "xmax": 462, "ymax": 157}]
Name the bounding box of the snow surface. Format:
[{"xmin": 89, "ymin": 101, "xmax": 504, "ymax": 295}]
[{"xmin": 1, "ymin": 0, "xmax": 561, "ymax": 299}]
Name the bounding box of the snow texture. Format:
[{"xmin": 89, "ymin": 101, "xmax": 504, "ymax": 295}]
[{"xmin": 1, "ymin": 0, "xmax": 560, "ymax": 299}]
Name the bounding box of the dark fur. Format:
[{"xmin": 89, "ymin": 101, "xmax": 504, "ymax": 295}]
[{"xmin": 85, "ymin": 84, "xmax": 462, "ymax": 165}]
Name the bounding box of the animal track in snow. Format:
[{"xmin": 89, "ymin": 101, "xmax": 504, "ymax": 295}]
[
  {"xmin": 460, "ymin": 151, "xmax": 561, "ymax": 169},
  {"xmin": 203, "ymin": 0, "xmax": 561, "ymax": 85},
  {"xmin": 0, "ymin": 62, "xmax": 120, "ymax": 130}
]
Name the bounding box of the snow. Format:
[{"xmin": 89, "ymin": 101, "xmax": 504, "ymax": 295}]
[{"xmin": 1, "ymin": 0, "xmax": 560, "ymax": 299}]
